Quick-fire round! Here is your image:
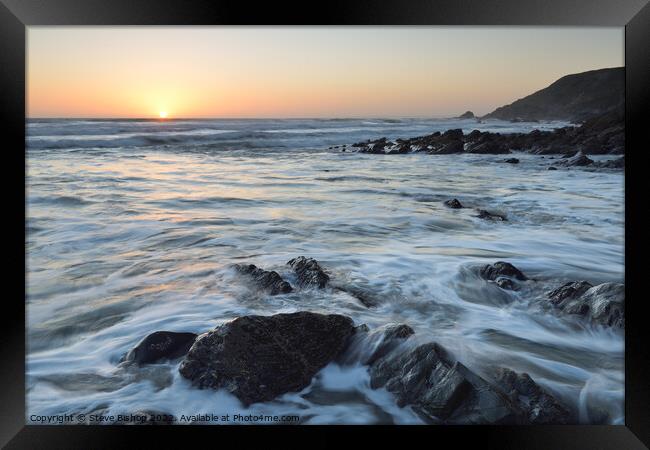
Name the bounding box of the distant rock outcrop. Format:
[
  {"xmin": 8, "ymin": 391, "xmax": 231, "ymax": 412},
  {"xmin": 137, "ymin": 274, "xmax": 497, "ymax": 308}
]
[
  {"xmin": 458, "ymin": 111, "xmax": 475, "ymax": 119},
  {"xmin": 483, "ymin": 67, "xmax": 624, "ymax": 123}
]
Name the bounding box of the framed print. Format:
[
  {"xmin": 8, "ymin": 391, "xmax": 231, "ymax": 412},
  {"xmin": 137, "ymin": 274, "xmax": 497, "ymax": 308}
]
[{"xmin": 2, "ymin": 0, "xmax": 649, "ymax": 448}]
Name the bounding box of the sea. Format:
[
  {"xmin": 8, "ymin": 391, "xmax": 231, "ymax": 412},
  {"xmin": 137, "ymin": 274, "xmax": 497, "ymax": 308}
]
[{"xmin": 26, "ymin": 117, "xmax": 624, "ymax": 424}]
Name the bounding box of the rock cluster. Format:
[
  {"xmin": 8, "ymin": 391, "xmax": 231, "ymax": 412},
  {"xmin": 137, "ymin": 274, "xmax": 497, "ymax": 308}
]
[
  {"xmin": 119, "ymin": 258, "xmax": 621, "ymax": 424},
  {"xmin": 350, "ymin": 111, "xmax": 623, "ymax": 159},
  {"xmin": 366, "ymin": 327, "xmax": 573, "ymax": 424}
]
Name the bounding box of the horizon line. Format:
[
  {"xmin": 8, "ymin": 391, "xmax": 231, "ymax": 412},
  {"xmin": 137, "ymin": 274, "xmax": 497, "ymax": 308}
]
[{"xmin": 26, "ymin": 114, "xmax": 479, "ymax": 121}]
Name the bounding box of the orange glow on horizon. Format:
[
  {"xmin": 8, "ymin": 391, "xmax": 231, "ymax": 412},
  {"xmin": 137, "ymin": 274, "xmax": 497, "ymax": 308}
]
[{"xmin": 26, "ymin": 27, "xmax": 624, "ymax": 118}]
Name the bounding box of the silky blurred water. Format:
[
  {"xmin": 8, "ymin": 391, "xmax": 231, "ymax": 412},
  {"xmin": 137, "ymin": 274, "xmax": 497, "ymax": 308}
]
[{"xmin": 26, "ymin": 118, "xmax": 624, "ymax": 424}]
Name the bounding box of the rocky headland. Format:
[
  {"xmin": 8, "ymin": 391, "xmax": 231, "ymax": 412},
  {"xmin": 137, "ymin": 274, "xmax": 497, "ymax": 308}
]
[{"xmin": 348, "ymin": 67, "xmax": 625, "ymax": 169}]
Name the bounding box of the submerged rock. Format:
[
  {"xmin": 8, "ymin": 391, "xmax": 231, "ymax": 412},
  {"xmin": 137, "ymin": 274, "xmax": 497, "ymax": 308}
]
[
  {"xmin": 287, "ymin": 256, "xmax": 330, "ymax": 288},
  {"xmin": 369, "ymin": 342, "xmax": 524, "ymax": 424},
  {"xmin": 547, "ymin": 166, "xmax": 558, "ymax": 170},
  {"xmin": 492, "ymin": 368, "xmax": 573, "ymax": 424},
  {"xmin": 504, "ymin": 158, "xmax": 520, "ymax": 164},
  {"xmin": 564, "ymin": 152, "xmax": 594, "ymax": 167},
  {"xmin": 444, "ymin": 198, "xmax": 463, "ymax": 209},
  {"xmin": 363, "ymin": 324, "xmax": 415, "ymax": 365},
  {"xmin": 495, "ymin": 278, "xmax": 515, "ymax": 290},
  {"xmin": 478, "ymin": 261, "xmax": 528, "ymax": 282},
  {"xmin": 475, "ymin": 209, "xmax": 508, "ymax": 221},
  {"xmin": 598, "ymin": 156, "xmax": 625, "ymax": 169},
  {"xmin": 123, "ymin": 331, "xmax": 198, "ymax": 365},
  {"xmin": 232, "ymin": 263, "xmax": 292, "ymax": 295},
  {"xmin": 178, "ymin": 312, "xmax": 355, "ymax": 405},
  {"xmin": 339, "ymin": 323, "xmax": 414, "ymax": 366},
  {"xmin": 334, "ymin": 284, "xmax": 380, "ymax": 308}
]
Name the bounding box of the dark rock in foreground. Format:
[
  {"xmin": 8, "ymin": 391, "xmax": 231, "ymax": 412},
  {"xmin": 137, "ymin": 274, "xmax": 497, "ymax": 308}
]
[
  {"xmin": 123, "ymin": 331, "xmax": 198, "ymax": 365},
  {"xmin": 233, "ymin": 263, "xmax": 292, "ymax": 295},
  {"xmin": 363, "ymin": 325, "xmax": 573, "ymax": 424},
  {"xmin": 547, "ymin": 282, "xmax": 624, "ymax": 328},
  {"xmin": 475, "ymin": 209, "xmax": 508, "ymax": 221},
  {"xmin": 444, "ymin": 198, "xmax": 463, "ymax": 209},
  {"xmin": 504, "ymin": 158, "xmax": 520, "ymax": 164},
  {"xmin": 287, "ymin": 256, "xmax": 330, "ymax": 288},
  {"xmin": 492, "ymin": 368, "xmax": 573, "ymax": 424},
  {"xmin": 479, "ymin": 261, "xmax": 528, "ymax": 283},
  {"xmin": 178, "ymin": 312, "xmax": 355, "ymax": 405},
  {"xmin": 547, "ymin": 166, "xmax": 558, "ymax": 170},
  {"xmin": 369, "ymin": 342, "xmax": 524, "ymax": 424}
]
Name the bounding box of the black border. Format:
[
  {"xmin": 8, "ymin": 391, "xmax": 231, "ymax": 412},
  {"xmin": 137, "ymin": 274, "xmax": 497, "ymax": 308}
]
[{"xmin": 2, "ymin": 1, "xmax": 649, "ymax": 448}]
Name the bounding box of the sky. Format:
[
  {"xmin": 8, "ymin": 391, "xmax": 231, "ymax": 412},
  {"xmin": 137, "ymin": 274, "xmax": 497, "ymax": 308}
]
[{"xmin": 27, "ymin": 27, "xmax": 623, "ymax": 119}]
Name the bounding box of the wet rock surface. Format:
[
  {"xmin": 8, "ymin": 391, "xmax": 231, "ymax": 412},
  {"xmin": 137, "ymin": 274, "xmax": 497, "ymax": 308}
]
[
  {"xmin": 362, "ymin": 323, "xmax": 575, "ymax": 424},
  {"xmin": 548, "ymin": 281, "xmax": 593, "ymax": 305},
  {"xmin": 232, "ymin": 263, "xmax": 292, "ymax": 295},
  {"xmin": 368, "ymin": 342, "xmax": 524, "ymax": 424},
  {"xmin": 361, "ymin": 324, "xmax": 415, "ymax": 365},
  {"xmin": 123, "ymin": 331, "xmax": 198, "ymax": 365},
  {"xmin": 178, "ymin": 312, "xmax": 356, "ymax": 405},
  {"xmin": 547, "ymin": 282, "xmax": 624, "ymax": 328},
  {"xmin": 287, "ymin": 256, "xmax": 330, "ymax": 288},
  {"xmin": 492, "ymin": 368, "xmax": 574, "ymax": 424}
]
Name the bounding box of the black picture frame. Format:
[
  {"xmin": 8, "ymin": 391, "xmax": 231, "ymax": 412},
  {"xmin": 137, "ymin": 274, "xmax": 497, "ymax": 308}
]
[{"xmin": 2, "ymin": 1, "xmax": 648, "ymax": 448}]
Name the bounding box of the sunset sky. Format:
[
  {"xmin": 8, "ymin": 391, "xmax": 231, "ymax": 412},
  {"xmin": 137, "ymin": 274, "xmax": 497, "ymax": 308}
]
[{"xmin": 27, "ymin": 27, "xmax": 623, "ymax": 119}]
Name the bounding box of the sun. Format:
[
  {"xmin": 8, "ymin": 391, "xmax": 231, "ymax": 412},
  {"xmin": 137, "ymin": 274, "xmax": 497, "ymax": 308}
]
[{"xmin": 159, "ymin": 111, "xmax": 168, "ymax": 119}]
